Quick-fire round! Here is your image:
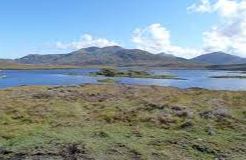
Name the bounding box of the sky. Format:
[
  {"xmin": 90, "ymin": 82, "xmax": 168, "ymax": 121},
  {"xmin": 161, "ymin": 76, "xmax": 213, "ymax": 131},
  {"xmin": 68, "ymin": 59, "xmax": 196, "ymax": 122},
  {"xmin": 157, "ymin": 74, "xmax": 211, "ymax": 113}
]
[{"xmin": 0, "ymin": 0, "xmax": 246, "ymax": 59}]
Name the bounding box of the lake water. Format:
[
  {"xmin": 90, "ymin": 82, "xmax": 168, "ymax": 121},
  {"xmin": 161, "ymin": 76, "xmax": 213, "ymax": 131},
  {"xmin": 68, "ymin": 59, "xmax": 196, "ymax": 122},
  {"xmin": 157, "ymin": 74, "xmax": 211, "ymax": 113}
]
[{"xmin": 0, "ymin": 69, "xmax": 246, "ymax": 91}]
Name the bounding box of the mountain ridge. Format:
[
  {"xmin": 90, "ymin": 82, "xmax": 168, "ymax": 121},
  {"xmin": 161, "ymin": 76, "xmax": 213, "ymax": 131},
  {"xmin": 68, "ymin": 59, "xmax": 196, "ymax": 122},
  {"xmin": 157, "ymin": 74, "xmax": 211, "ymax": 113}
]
[
  {"xmin": 16, "ymin": 46, "xmax": 195, "ymax": 67},
  {"xmin": 2, "ymin": 47, "xmax": 246, "ymax": 67},
  {"xmin": 191, "ymin": 51, "xmax": 246, "ymax": 65}
]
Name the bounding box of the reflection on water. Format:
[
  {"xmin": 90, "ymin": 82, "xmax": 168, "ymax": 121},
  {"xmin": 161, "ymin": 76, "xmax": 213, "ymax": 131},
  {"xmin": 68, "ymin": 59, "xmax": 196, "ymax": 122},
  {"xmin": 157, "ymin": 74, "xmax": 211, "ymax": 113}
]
[
  {"xmin": 0, "ymin": 69, "xmax": 246, "ymax": 91},
  {"xmin": 0, "ymin": 70, "xmax": 6, "ymax": 79}
]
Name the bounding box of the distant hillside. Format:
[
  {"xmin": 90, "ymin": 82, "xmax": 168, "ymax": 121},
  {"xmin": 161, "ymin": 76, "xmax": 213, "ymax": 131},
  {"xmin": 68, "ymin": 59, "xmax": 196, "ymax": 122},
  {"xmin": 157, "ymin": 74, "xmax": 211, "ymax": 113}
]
[
  {"xmin": 16, "ymin": 46, "xmax": 199, "ymax": 67},
  {"xmin": 0, "ymin": 60, "xmax": 30, "ymax": 69},
  {"xmin": 0, "ymin": 59, "xmax": 14, "ymax": 63},
  {"xmin": 191, "ymin": 52, "xmax": 246, "ymax": 65},
  {"xmin": 0, "ymin": 59, "xmax": 79, "ymax": 70},
  {"xmin": 207, "ymin": 63, "xmax": 246, "ymax": 71}
]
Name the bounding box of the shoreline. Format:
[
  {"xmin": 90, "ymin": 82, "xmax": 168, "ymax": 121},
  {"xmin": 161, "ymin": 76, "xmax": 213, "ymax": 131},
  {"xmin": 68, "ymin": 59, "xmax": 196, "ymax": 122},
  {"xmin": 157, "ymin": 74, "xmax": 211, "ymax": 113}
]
[{"xmin": 1, "ymin": 83, "xmax": 246, "ymax": 92}]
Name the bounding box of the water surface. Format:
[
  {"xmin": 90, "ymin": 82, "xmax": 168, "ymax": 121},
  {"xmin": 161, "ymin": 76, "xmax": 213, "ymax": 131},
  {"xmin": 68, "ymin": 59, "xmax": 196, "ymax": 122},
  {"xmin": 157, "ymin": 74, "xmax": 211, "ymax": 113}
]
[{"xmin": 0, "ymin": 69, "xmax": 246, "ymax": 90}]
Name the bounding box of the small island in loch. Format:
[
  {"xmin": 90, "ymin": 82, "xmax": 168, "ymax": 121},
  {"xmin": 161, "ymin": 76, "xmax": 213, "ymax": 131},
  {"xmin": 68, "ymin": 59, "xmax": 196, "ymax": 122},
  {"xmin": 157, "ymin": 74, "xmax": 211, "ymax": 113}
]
[{"xmin": 91, "ymin": 68, "xmax": 185, "ymax": 80}]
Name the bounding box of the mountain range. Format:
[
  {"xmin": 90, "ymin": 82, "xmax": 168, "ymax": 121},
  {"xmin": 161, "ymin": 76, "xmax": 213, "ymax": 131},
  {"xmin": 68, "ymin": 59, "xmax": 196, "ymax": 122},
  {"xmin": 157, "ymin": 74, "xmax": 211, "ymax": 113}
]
[
  {"xmin": 1, "ymin": 46, "xmax": 246, "ymax": 68},
  {"xmin": 15, "ymin": 46, "xmax": 196, "ymax": 67},
  {"xmin": 191, "ymin": 51, "xmax": 246, "ymax": 65}
]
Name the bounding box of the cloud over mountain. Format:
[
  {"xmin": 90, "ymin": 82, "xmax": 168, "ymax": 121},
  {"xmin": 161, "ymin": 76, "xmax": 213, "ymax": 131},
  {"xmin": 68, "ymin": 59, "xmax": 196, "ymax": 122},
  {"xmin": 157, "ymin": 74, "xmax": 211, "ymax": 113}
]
[
  {"xmin": 131, "ymin": 23, "xmax": 200, "ymax": 58},
  {"xmin": 188, "ymin": 0, "xmax": 246, "ymax": 57},
  {"xmin": 55, "ymin": 34, "xmax": 119, "ymax": 50}
]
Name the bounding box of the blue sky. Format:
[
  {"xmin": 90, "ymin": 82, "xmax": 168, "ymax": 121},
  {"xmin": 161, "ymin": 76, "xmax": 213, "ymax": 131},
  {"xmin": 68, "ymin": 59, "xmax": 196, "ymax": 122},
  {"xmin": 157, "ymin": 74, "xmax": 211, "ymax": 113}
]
[{"xmin": 0, "ymin": 0, "xmax": 245, "ymax": 58}]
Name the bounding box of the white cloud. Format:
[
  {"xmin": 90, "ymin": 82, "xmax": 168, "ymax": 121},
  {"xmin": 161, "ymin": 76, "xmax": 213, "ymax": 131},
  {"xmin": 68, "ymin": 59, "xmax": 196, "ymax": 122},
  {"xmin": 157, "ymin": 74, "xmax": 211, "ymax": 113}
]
[
  {"xmin": 132, "ymin": 23, "xmax": 201, "ymax": 58},
  {"xmin": 187, "ymin": 0, "xmax": 240, "ymax": 17},
  {"xmin": 203, "ymin": 19, "xmax": 246, "ymax": 56},
  {"xmin": 214, "ymin": 0, "xmax": 240, "ymax": 18},
  {"xmin": 187, "ymin": 0, "xmax": 213, "ymax": 13},
  {"xmin": 188, "ymin": 0, "xmax": 246, "ymax": 57},
  {"xmin": 56, "ymin": 34, "xmax": 119, "ymax": 50},
  {"xmin": 188, "ymin": 0, "xmax": 246, "ymax": 21}
]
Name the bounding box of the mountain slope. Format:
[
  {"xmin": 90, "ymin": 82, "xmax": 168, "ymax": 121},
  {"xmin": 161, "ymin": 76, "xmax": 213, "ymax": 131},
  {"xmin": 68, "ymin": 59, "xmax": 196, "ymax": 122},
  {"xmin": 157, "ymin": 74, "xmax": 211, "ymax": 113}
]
[
  {"xmin": 0, "ymin": 60, "xmax": 32, "ymax": 69},
  {"xmin": 0, "ymin": 59, "xmax": 15, "ymax": 63},
  {"xmin": 191, "ymin": 52, "xmax": 246, "ymax": 65},
  {"xmin": 207, "ymin": 63, "xmax": 246, "ymax": 71},
  {"xmin": 16, "ymin": 46, "xmax": 197, "ymax": 67}
]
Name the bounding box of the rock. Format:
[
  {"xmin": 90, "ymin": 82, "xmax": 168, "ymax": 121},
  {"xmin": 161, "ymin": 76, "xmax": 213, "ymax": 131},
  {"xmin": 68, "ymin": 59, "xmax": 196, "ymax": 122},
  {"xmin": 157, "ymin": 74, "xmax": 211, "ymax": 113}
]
[
  {"xmin": 171, "ymin": 105, "xmax": 193, "ymax": 118},
  {"xmin": 171, "ymin": 105, "xmax": 183, "ymax": 111},
  {"xmin": 192, "ymin": 144, "xmax": 216, "ymax": 154},
  {"xmin": 145, "ymin": 102, "xmax": 166, "ymax": 111},
  {"xmin": 61, "ymin": 144, "xmax": 94, "ymax": 160},
  {"xmin": 132, "ymin": 126, "xmax": 142, "ymax": 137},
  {"xmin": 157, "ymin": 114, "xmax": 176, "ymax": 125},
  {"xmin": 179, "ymin": 121, "xmax": 193, "ymax": 129},
  {"xmin": 200, "ymin": 108, "xmax": 231, "ymax": 119},
  {"xmin": 215, "ymin": 155, "xmax": 227, "ymax": 160},
  {"xmin": 93, "ymin": 131, "xmax": 109, "ymax": 138},
  {"xmin": 207, "ymin": 126, "xmax": 216, "ymax": 136},
  {"xmin": 32, "ymin": 92, "xmax": 52, "ymax": 99},
  {"xmin": 242, "ymin": 111, "xmax": 246, "ymax": 118},
  {"xmin": 0, "ymin": 147, "xmax": 12, "ymax": 155},
  {"xmin": 213, "ymin": 108, "xmax": 230, "ymax": 118},
  {"xmin": 200, "ymin": 110, "xmax": 214, "ymax": 119},
  {"xmin": 175, "ymin": 110, "xmax": 193, "ymax": 118}
]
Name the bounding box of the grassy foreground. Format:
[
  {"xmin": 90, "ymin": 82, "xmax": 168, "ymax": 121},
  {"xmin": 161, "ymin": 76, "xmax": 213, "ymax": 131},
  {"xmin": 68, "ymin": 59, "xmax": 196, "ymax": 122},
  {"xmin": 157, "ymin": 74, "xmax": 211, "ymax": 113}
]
[{"xmin": 0, "ymin": 84, "xmax": 245, "ymax": 160}]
